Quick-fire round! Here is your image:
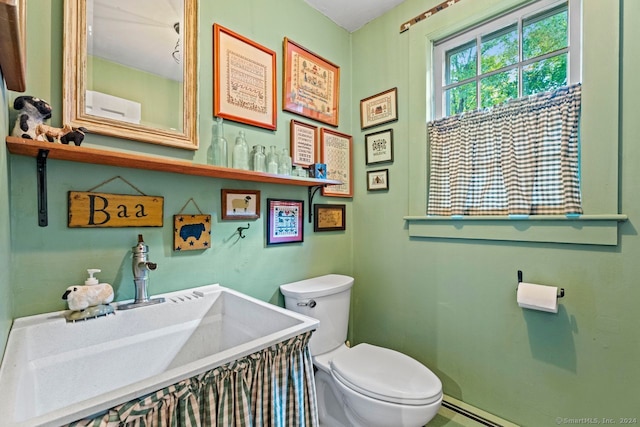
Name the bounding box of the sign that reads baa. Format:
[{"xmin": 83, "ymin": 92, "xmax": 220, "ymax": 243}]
[{"xmin": 68, "ymin": 191, "xmax": 164, "ymax": 228}]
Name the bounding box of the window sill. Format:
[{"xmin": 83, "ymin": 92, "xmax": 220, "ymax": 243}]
[{"xmin": 404, "ymin": 215, "xmax": 628, "ymax": 245}]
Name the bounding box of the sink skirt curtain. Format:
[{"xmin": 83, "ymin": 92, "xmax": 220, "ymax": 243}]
[{"xmin": 67, "ymin": 331, "xmax": 318, "ymax": 427}]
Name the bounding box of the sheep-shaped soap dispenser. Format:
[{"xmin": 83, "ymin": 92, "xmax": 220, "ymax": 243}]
[{"xmin": 62, "ymin": 269, "xmax": 115, "ymax": 321}]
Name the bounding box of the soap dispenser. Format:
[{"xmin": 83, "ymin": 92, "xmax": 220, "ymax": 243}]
[
  {"xmin": 62, "ymin": 268, "xmax": 115, "ymax": 321},
  {"xmin": 85, "ymin": 268, "xmax": 102, "ymax": 285}
]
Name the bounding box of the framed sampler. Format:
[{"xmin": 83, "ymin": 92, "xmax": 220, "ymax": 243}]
[
  {"xmin": 283, "ymin": 38, "xmax": 340, "ymax": 127},
  {"xmin": 213, "ymin": 24, "xmax": 277, "ymax": 130}
]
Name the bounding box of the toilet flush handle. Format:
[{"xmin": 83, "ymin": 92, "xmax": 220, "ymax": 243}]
[{"xmin": 297, "ymin": 299, "xmax": 316, "ymax": 308}]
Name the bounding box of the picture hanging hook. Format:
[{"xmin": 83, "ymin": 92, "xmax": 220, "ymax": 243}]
[{"xmin": 236, "ymin": 223, "xmax": 250, "ymax": 238}]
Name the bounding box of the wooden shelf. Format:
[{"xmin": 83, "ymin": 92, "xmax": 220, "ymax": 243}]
[{"xmin": 5, "ymin": 137, "xmax": 342, "ymax": 187}]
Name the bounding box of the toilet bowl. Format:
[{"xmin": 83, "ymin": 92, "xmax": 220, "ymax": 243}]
[{"xmin": 280, "ymin": 275, "xmax": 443, "ymax": 427}]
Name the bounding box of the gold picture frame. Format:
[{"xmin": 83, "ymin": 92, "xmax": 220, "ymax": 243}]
[
  {"xmin": 283, "ymin": 38, "xmax": 340, "ymax": 127},
  {"xmin": 214, "ymin": 24, "xmax": 277, "ymax": 130}
]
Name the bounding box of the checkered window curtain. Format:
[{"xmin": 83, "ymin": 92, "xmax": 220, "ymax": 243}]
[
  {"xmin": 427, "ymin": 84, "xmax": 583, "ymax": 216},
  {"xmin": 67, "ymin": 332, "xmax": 318, "ymax": 427}
]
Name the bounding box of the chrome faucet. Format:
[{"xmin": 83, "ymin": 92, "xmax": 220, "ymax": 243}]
[{"xmin": 119, "ymin": 234, "xmax": 164, "ymax": 310}]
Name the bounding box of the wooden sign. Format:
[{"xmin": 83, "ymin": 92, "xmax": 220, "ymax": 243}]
[
  {"xmin": 173, "ymin": 214, "xmax": 211, "ymax": 251},
  {"xmin": 68, "ymin": 191, "xmax": 164, "ymax": 228}
]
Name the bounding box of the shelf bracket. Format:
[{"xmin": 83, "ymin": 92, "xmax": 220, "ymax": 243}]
[
  {"xmin": 36, "ymin": 148, "xmax": 49, "ymax": 227},
  {"xmin": 308, "ymin": 185, "xmax": 324, "ymax": 223}
]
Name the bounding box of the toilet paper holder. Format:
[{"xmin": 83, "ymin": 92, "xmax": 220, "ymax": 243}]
[{"xmin": 517, "ymin": 270, "xmax": 565, "ymax": 298}]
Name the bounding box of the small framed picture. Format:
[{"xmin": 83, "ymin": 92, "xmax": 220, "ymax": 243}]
[
  {"xmin": 360, "ymin": 87, "xmax": 398, "ymax": 130},
  {"xmin": 267, "ymin": 199, "xmax": 304, "ymax": 245},
  {"xmin": 290, "ymin": 119, "xmax": 318, "ymax": 167},
  {"xmin": 320, "ymin": 128, "xmax": 353, "ymax": 197},
  {"xmin": 367, "ymin": 169, "xmax": 389, "ymax": 191},
  {"xmin": 365, "ymin": 128, "xmax": 394, "ymax": 165},
  {"xmin": 221, "ymin": 189, "xmax": 260, "ymax": 220},
  {"xmin": 173, "ymin": 214, "xmax": 212, "ymax": 251},
  {"xmin": 314, "ymin": 204, "xmax": 346, "ymax": 232}
]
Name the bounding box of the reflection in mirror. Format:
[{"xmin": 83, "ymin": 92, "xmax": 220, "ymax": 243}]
[{"xmin": 63, "ymin": 0, "xmax": 198, "ymax": 150}]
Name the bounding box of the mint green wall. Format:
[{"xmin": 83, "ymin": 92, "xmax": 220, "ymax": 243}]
[
  {"xmin": 0, "ymin": 77, "xmax": 14, "ymax": 358},
  {"xmin": 350, "ymin": 0, "xmax": 639, "ymax": 425},
  {"xmin": 6, "ymin": 0, "xmax": 353, "ymax": 319},
  {"xmin": 4, "ymin": 0, "xmax": 639, "ymax": 425}
]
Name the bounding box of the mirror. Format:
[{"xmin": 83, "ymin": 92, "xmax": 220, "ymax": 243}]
[{"xmin": 63, "ymin": 0, "xmax": 198, "ymax": 150}]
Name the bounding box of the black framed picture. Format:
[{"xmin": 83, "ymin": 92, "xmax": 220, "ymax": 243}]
[{"xmin": 365, "ymin": 128, "xmax": 394, "ymax": 165}]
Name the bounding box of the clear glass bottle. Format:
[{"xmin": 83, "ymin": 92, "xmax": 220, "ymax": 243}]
[
  {"xmin": 232, "ymin": 131, "xmax": 249, "ymax": 170},
  {"xmin": 252, "ymin": 145, "xmax": 266, "ymax": 172},
  {"xmin": 278, "ymin": 148, "xmax": 292, "ymax": 176},
  {"xmin": 210, "ymin": 117, "xmax": 228, "ymax": 167},
  {"xmin": 267, "ymin": 145, "xmax": 279, "ymax": 174}
]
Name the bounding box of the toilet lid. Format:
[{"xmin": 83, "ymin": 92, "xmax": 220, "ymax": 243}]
[{"xmin": 330, "ymin": 343, "xmax": 442, "ymax": 406}]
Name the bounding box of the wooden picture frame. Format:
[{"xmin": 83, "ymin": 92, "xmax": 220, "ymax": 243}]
[
  {"xmin": 290, "ymin": 120, "xmax": 318, "ymax": 167},
  {"xmin": 221, "ymin": 189, "xmax": 260, "ymax": 220},
  {"xmin": 365, "ymin": 128, "xmax": 394, "ymax": 165},
  {"xmin": 360, "ymin": 87, "xmax": 398, "ymax": 130},
  {"xmin": 320, "ymin": 128, "xmax": 353, "ymax": 197},
  {"xmin": 266, "ymin": 199, "xmax": 304, "ymax": 245},
  {"xmin": 314, "ymin": 204, "xmax": 346, "ymax": 232},
  {"xmin": 283, "ymin": 38, "xmax": 340, "ymax": 127},
  {"xmin": 214, "ymin": 24, "xmax": 277, "ymax": 130},
  {"xmin": 367, "ymin": 169, "xmax": 389, "ymax": 191}
]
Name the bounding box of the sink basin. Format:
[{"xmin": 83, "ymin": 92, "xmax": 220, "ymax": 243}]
[{"xmin": 0, "ymin": 284, "xmax": 318, "ymax": 427}]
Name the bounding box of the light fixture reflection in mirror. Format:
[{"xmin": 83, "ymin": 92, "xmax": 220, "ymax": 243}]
[{"xmin": 63, "ymin": 0, "xmax": 198, "ymax": 150}]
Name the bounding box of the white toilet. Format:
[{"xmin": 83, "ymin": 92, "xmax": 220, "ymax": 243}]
[{"xmin": 280, "ymin": 274, "xmax": 442, "ymax": 427}]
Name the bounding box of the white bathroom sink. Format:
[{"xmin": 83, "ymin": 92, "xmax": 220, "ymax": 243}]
[{"xmin": 0, "ymin": 284, "xmax": 318, "ymax": 427}]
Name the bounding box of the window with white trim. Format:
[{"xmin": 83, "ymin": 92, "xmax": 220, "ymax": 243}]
[
  {"xmin": 427, "ymin": 0, "xmax": 583, "ymax": 217},
  {"xmin": 434, "ymin": 0, "xmax": 581, "ymax": 119}
]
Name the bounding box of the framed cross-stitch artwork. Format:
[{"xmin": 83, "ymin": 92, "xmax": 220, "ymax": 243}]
[
  {"xmin": 266, "ymin": 199, "xmax": 304, "ymax": 245},
  {"xmin": 365, "ymin": 128, "xmax": 394, "ymax": 165},
  {"xmin": 320, "ymin": 128, "xmax": 353, "ymax": 197},
  {"xmin": 283, "ymin": 38, "xmax": 340, "ymax": 127},
  {"xmin": 214, "ymin": 24, "xmax": 277, "ymax": 130},
  {"xmin": 360, "ymin": 87, "xmax": 398, "ymax": 130}
]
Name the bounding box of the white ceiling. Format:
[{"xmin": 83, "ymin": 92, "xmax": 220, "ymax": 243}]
[
  {"xmin": 305, "ymin": 0, "xmax": 406, "ymax": 32},
  {"xmin": 88, "ymin": 0, "xmax": 402, "ymax": 82}
]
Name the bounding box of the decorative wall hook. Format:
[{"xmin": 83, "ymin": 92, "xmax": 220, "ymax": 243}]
[{"xmin": 236, "ymin": 223, "xmax": 250, "ymax": 238}]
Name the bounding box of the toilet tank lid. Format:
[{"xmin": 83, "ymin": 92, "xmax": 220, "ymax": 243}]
[{"xmin": 280, "ymin": 274, "xmax": 354, "ymax": 298}]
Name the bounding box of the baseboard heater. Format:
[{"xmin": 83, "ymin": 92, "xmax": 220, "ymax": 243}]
[{"xmin": 442, "ymin": 395, "xmax": 519, "ymax": 427}]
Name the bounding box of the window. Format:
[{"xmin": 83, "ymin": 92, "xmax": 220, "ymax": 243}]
[
  {"xmin": 426, "ymin": 0, "xmax": 583, "ymax": 217},
  {"xmin": 434, "ymin": 0, "xmax": 581, "ymax": 119}
]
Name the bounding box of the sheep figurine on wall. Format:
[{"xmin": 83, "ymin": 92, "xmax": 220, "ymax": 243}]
[{"xmin": 231, "ymin": 195, "xmax": 252, "ymax": 212}]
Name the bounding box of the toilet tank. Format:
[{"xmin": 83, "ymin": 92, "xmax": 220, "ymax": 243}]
[{"xmin": 280, "ymin": 274, "xmax": 354, "ymax": 356}]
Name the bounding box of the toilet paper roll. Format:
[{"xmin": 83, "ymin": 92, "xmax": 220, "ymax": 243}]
[{"xmin": 517, "ymin": 282, "xmax": 558, "ymax": 313}]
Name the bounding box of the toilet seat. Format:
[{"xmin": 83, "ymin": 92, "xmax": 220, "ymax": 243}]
[{"xmin": 330, "ymin": 343, "xmax": 442, "ymax": 406}]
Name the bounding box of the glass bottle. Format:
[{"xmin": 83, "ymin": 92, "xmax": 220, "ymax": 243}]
[
  {"xmin": 210, "ymin": 117, "xmax": 228, "ymax": 167},
  {"xmin": 252, "ymin": 145, "xmax": 266, "ymax": 172},
  {"xmin": 267, "ymin": 145, "xmax": 279, "ymax": 174},
  {"xmin": 232, "ymin": 131, "xmax": 249, "ymax": 170},
  {"xmin": 278, "ymin": 148, "xmax": 292, "ymax": 176}
]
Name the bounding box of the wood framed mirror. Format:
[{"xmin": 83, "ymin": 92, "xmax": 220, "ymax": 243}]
[{"xmin": 63, "ymin": 0, "xmax": 198, "ymax": 150}]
